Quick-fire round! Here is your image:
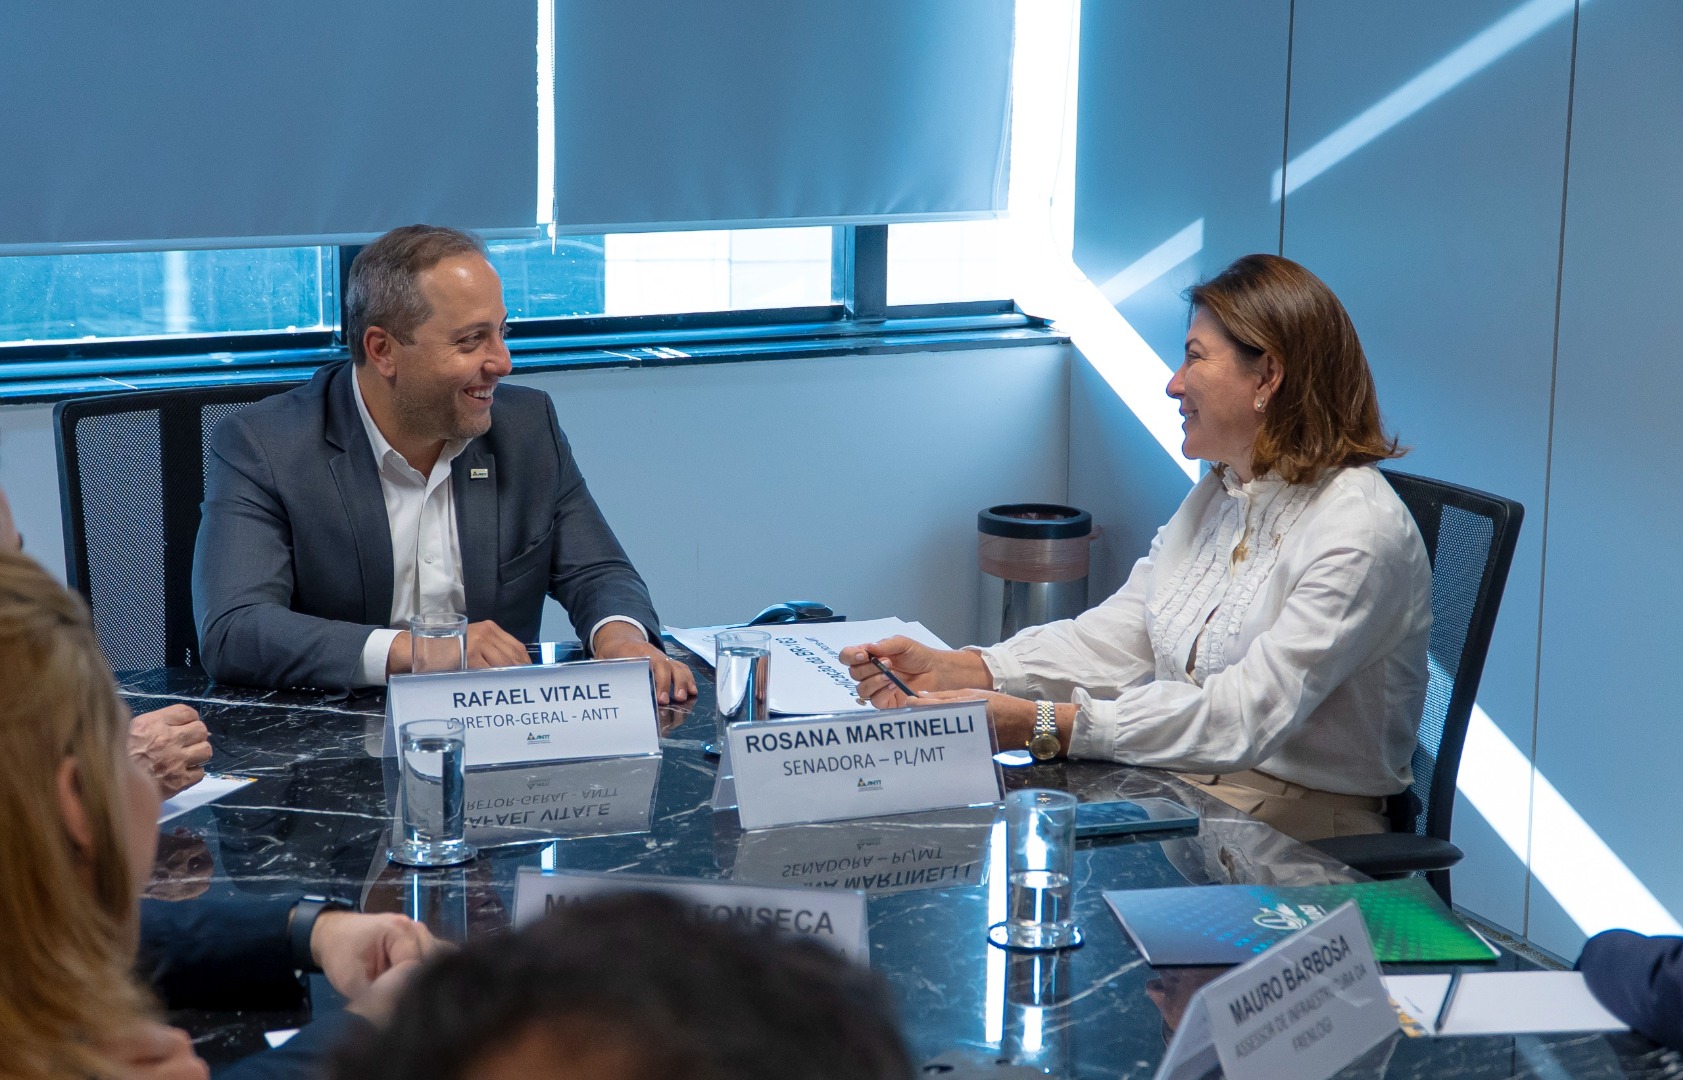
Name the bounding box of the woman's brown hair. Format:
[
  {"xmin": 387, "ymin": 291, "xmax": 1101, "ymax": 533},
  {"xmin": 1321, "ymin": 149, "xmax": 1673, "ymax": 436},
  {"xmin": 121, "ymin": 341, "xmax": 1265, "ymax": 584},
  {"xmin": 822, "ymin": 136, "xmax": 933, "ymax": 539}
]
[
  {"xmin": 1188, "ymin": 254, "xmax": 1402, "ymax": 484},
  {"xmin": 0, "ymin": 551, "xmax": 153, "ymax": 1078}
]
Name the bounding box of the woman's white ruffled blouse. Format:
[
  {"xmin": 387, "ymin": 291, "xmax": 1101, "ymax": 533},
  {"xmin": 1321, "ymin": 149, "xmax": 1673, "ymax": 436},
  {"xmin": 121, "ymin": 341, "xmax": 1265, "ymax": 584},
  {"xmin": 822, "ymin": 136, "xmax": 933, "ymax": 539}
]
[{"xmin": 975, "ymin": 464, "xmax": 1432, "ymax": 796}]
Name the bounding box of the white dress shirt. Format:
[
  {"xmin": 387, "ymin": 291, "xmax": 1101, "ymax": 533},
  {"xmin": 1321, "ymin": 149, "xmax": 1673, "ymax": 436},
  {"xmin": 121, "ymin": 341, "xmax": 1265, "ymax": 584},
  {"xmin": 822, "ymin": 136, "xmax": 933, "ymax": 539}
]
[
  {"xmin": 975, "ymin": 464, "xmax": 1432, "ymax": 796},
  {"xmin": 350, "ymin": 373, "xmax": 641, "ymax": 686}
]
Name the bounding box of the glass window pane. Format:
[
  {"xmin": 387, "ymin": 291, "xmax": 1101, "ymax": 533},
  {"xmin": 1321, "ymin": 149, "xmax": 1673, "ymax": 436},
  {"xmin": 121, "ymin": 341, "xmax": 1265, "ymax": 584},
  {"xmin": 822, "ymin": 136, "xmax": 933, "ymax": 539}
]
[
  {"xmin": 485, "ymin": 236, "xmax": 606, "ymax": 320},
  {"xmin": 604, "ymin": 227, "xmax": 832, "ymax": 317},
  {"xmin": 0, "ymin": 247, "xmax": 334, "ymax": 345},
  {"xmin": 887, "ymin": 220, "xmax": 1007, "ymax": 305}
]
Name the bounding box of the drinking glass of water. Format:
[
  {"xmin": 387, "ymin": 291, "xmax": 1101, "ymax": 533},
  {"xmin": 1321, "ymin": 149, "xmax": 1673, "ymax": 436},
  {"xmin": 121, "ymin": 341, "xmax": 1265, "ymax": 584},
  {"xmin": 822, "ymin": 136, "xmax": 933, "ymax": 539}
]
[
  {"xmin": 708, "ymin": 629, "xmax": 771, "ymax": 756},
  {"xmin": 388, "ymin": 717, "xmax": 476, "ymax": 867},
  {"xmin": 411, "ymin": 612, "xmax": 467, "ymax": 674},
  {"xmin": 991, "ymin": 788, "xmax": 1081, "ymax": 950}
]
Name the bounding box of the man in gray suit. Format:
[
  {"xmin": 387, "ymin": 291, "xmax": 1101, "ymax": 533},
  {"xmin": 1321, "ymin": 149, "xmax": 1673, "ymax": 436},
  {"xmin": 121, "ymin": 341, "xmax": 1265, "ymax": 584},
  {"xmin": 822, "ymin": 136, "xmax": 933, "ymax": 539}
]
[{"xmin": 193, "ymin": 225, "xmax": 693, "ymax": 700}]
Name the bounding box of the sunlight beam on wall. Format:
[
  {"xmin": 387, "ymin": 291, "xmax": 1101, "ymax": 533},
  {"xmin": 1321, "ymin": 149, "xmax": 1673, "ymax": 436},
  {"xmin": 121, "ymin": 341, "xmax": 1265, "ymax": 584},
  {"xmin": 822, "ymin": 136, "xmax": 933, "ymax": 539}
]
[
  {"xmin": 1459, "ymin": 704, "xmax": 1683, "ymax": 935},
  {"xmin": 1099, "ymin": 219, "xmax": 1205, "ymax": 304},
  {"xmin": 1272, "ymin": 0, "xmax": 1576, "ymax": 202}
]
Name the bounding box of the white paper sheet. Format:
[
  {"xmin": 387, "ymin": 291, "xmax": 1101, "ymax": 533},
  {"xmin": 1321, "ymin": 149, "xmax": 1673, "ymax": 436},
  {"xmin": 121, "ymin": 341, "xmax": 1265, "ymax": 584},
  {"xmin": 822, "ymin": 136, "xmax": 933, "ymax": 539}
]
[
  {"xmin": 1384, "ymin": 971, "xmax": 1628, "ymax": 1036},
  {"xmin": 666, "ymin": 618, "xmax": 953, "ymax": 716},
  {"xmin": 156, "ymin": 773, "xmax": 257, "ymax": 823},
  {"xmin": 263, "ymin": 1029, "xmax": 299, "ymax": 1048}
]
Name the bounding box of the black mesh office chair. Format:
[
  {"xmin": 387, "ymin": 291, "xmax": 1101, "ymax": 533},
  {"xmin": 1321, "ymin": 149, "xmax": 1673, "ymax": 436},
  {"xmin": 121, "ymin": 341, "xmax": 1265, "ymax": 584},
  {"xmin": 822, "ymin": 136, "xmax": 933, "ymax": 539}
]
[
  {"xmin": 1309, "ymin": 470, "xmax": 1523, "ymax": 905},
  {"xmin": 54, "ymin": 383, "xmax": 301, "ymax": 673}
]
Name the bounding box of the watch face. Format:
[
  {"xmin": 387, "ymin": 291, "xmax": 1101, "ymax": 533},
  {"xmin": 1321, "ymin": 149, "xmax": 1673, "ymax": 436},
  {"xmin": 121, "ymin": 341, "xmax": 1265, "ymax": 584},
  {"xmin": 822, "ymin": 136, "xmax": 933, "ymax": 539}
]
[{"xmin": 1028, "ymin": 732, "xmax": 1061, "ymax": 761}]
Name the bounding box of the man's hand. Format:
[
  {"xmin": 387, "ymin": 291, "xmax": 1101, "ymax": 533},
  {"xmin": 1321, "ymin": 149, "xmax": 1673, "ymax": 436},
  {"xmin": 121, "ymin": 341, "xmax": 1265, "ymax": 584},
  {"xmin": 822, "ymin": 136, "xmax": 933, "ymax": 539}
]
[
  {"xmin": 129, "ymin": 705, "xmax": 212, "ymax": 799},
  {"xmin": 385, "ymin": 620, "xmax": 530, "ymax": 675},
  {"xmin": 344, "ymin": 958, "xmax": 425, "ymax": 1026},
  {"xmin": 840, "ymin": 636, "xmax": 992, "ymax": 709},
  {"xmin": 465, "ymin": 620, "xmax": 530, "ymax": 669},
  {"xmin": 98, "ymin": 1022, "xmax": 209, "ymax": 1080},
  {"xmin": 592, "ymin": 621, "xmax": 695, "ymax": 706},
  {"xmin": 310, "ymin": 910, "xmax": 442, "ymax": 1001}
]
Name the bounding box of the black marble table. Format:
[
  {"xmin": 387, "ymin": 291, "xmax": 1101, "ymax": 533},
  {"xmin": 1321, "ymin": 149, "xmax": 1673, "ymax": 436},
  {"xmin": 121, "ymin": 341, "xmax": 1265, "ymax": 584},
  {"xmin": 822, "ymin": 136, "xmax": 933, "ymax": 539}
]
[{"xmin": 120, "ymin": 651, "xmax": 1681, "ymax": 1080}]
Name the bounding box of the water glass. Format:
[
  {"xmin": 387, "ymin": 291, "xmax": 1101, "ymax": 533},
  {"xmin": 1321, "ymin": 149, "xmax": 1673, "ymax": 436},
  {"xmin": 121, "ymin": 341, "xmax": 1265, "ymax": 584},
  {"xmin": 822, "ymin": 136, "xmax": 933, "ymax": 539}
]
[
  {"xmin": 710, "ymin": 630, "xmax": 771, "ymax": 756},
  {"xmin": 997, "ymin": 788, "xmax": 1080, "ymax": 950},
  {"xmin": 411, "ymin": 612, "xmax": 467, "ymax": 673},
  {"xmin": 388, "ymin": 718, "xmax": 476, "ymax": 867}
]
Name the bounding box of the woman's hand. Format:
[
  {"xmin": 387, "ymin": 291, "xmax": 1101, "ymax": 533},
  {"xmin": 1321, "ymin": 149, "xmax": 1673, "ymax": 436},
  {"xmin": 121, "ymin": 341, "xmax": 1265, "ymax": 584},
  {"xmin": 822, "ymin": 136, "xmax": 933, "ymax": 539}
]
[
  {"xmin": 839, "ymin": 637, "xmax": 991, "ymax": 708},
  {"xmin": 915, "ymin": 689, "xmax": 1036, "ymax": 749},
  {"xmin": 917, "ymin": 689, "xmax": 1075, "ymax": 758}
]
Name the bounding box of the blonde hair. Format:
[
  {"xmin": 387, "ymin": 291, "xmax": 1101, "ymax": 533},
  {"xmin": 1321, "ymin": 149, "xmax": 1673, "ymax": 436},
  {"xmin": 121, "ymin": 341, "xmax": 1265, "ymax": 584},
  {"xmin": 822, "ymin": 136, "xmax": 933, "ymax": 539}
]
[{"xmin": 0, "ymin": 552, "xmax": 154, "ymax": 1078}]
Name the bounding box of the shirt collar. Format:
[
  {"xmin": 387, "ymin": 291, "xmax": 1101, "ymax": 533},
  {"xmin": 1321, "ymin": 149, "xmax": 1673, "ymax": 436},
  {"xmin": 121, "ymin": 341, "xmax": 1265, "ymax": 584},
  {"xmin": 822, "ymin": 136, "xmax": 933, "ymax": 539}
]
[
  {"xmin": 350, "ymin": 366, "xmax": 468, "ymax": 480},
  {"xmin": 1216, "ymin": 463, "xmax": 1288, "ymax": 499}
]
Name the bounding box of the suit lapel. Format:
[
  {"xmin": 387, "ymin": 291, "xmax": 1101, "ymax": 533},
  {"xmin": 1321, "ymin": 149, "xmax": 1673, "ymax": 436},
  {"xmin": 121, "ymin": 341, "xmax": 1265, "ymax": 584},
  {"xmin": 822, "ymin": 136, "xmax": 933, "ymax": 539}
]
[
  {"xmin": 454, "ymin": 440, "xmax": 498, "ymax": 623},
  {"xmin": 324, "ymin": 364, "xmax": 394, "ymax": 627}
]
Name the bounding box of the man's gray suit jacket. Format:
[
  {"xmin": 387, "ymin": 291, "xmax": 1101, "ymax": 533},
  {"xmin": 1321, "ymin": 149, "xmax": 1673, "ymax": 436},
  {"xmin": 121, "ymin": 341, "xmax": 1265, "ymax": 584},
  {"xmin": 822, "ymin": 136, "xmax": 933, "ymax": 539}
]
[{"xmin": 192, "ymin": 361, "xmax": 661, "ymax": 690}]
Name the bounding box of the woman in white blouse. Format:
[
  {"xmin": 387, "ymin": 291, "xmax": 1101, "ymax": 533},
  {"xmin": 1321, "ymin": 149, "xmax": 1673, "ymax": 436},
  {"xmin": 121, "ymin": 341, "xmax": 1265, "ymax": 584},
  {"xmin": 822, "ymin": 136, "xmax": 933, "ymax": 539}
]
[{"xmin": 842, "ymin": 254, "xmax": 1431, "ymax": 842}]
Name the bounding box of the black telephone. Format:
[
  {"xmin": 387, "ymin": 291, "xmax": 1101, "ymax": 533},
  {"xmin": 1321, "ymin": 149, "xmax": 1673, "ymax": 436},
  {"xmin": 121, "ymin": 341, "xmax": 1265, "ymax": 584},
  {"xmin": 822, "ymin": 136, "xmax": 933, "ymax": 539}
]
[{"xmin": 745, "ymin": 600, "xmax": 837, "ymax": 625}]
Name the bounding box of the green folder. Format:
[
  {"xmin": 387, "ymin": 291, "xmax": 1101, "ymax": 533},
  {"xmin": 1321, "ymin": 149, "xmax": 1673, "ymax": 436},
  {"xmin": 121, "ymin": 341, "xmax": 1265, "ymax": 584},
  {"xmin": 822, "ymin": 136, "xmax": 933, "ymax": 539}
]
[{"xmin": 1103, "ymin": 877, "xmax": 1500, "ymax": 965}]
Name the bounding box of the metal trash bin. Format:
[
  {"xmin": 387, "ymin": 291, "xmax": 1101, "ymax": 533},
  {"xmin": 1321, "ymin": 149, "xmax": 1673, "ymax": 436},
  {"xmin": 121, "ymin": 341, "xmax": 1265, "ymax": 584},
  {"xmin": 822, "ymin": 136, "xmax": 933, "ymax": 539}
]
[{"xmin": 977, "ymin": 504, "xmax": 1093, "ymax": 645}]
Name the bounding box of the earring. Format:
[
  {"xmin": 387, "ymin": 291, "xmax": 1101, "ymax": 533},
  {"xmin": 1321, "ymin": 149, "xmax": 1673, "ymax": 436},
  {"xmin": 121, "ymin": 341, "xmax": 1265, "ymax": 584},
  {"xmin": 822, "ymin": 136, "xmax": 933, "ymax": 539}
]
[{"xmin": 1254, "ymin": 397, "xmax": 1267, "ymax": 411}]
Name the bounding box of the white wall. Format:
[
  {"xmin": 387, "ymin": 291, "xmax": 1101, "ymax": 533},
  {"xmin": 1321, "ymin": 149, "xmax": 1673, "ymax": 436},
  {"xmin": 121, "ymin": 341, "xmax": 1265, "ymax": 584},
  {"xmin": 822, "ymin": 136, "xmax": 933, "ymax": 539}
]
[
  {"xmin": 0, "ymin": 342, "xmax": 1073, "ymax": 653},
  {"xmin": 524, "ymin": 345, "xmax": 1072, "ymax": 646}
]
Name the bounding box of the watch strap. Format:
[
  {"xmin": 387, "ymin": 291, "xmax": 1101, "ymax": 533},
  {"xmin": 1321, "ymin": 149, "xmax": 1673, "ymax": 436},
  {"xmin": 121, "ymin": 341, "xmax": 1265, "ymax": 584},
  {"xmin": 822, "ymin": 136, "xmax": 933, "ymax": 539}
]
[{"xmin": 289, "ymin": 895, "xmax": 355, "ymax": 974}]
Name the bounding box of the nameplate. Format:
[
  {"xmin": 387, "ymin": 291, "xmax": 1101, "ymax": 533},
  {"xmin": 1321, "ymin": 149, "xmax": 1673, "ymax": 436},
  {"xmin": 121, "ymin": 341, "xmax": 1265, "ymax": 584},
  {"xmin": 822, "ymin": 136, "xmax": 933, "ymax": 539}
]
[
  {"xmin": 1155, "ymin": 902, "xmax": 1396, "ymax": 1080},
  {"xmin": 384, "ymin": 658, "xmax": 659, "ymax": 768},
  {"xmin": 731, "ymin": 806, "xmax": 993, "ymax": 895},
  {"xmin": 725, "ymin": 701, "xmax": 1001, "ymax": 831},
  {"xmin": 463, "ymin": 754, "xmax": 661, "ymax": 848},
  {"xmin": 512, "ymin": 868, "xmax": 870, "ymax": 964}
]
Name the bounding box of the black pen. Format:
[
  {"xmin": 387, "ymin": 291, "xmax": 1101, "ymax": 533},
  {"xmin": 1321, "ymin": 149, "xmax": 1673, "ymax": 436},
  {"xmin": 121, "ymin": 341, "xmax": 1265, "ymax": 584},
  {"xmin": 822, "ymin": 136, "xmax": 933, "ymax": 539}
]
[
  {"xmin": 870, "ymin": 658, "xmax": 918, "ymax": 700},
  {"xmin": 1432, "ymin": 969, "xmax": 1463, "ymax": 1034}
]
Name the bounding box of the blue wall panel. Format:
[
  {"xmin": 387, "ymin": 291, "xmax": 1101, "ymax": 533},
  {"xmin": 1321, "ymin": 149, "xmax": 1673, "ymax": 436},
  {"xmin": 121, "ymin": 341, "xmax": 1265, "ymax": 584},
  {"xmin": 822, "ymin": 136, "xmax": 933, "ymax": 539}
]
[
  {"xmin": 1534, "ymin": 0, "xmax": 1683, "ymax": 957},
  {"xmin": 1073, "ymin": 0, "xmax": 1291, "ymax": 370},
  {"xmin": 1278, "ymin": 0, "xmax": 1573, "ymax": 935}
]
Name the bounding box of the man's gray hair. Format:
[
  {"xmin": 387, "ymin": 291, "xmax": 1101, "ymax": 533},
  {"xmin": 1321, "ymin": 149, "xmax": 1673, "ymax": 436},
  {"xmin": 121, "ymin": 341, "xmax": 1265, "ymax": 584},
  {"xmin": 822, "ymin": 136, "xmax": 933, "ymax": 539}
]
[{"xmin": 346, "ymin": 225, "xmax": 489, "ymax": 365}]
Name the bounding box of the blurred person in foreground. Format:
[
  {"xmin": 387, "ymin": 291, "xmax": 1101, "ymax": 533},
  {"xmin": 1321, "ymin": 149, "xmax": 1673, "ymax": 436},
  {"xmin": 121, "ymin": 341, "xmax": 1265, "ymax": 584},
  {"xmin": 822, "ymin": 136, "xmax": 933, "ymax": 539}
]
[
  {"xmin": 0, "ymin": 484, "xmax": 210, "ymax": 797},
  {"xmin": 332, "ymin": 891, "xmax": 914, "ymax": 1080},
  {"xmin": 0, "ymin": 550, "xmax": 437, "ymax": 1079},
  {"xmin": 845, "ymin": 255, "xmax": 1431, "ymax": 843}
]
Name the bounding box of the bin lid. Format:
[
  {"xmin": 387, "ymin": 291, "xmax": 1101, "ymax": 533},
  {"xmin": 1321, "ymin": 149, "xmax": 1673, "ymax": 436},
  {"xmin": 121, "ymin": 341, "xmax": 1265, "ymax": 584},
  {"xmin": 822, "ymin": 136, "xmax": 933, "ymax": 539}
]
[{"xmin": 978, "ymin": 503, "xmax": 1092, "ymax": 540}]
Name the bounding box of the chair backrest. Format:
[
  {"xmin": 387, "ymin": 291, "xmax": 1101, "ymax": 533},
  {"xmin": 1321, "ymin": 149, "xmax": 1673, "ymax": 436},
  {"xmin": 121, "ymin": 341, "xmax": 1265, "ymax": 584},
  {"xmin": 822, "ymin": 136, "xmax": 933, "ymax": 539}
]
[
  {"xmin": 54, "ymin": 382, "xmax": 301, "ymax": 673},
  {"xmin": 1381, "ymin": 469, "xmax": 1523, "ymax": 848}
]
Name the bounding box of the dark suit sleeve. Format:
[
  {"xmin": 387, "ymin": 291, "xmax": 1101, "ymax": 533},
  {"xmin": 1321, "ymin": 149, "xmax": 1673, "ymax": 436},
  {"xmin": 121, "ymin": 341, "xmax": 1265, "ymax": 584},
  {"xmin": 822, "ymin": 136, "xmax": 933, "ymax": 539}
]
[
  {"xmin": 211, "ymin": 1010, "xmax": 373, "ymax": 1080},
  {"xmin": 194, "ymin": 413, "xmax": 380, "ymax": 690},
  {"xmin": 138, "ymin": 897, "xmax": 306, "ymax": 1010},
  {"xmin": 542, "ymin": 395, "xmax": 662, "ymax": 648},
  {"xmin": 1577, "ymin": 929, "xmax": 1683, "ymax": 1049}
]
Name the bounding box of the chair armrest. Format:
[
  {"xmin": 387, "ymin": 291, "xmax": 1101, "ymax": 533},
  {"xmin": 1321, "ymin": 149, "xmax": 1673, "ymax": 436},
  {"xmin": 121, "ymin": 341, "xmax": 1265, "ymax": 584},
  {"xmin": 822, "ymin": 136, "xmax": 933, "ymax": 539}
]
[{"xmin": 1307, "ymin": 834, "xmax": 1464, "ymax": 877}]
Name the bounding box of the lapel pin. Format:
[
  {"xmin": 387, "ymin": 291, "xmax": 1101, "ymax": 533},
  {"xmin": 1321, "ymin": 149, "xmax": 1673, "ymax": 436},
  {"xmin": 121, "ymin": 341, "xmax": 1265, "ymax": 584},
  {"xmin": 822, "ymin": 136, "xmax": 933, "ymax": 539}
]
[{"xmin": 470, "ymin": 467, "xmax": 489, "ymax": 480}]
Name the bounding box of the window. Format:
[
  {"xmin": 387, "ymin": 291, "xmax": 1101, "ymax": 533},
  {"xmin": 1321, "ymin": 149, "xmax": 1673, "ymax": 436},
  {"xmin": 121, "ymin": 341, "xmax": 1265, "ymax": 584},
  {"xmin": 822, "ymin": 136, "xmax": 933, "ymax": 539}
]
[
  {"xmin": 486, "ymin": 236, "xmax": 606, "ymax": 321},
  {"xmin": 490, "ymin": 227, "xmax": 835, "ymax": 321},
  {"xmin": 0, "ymin": 247, "xmax": 334, "ymax": 345},
  {"xmin": 887, "ymin": 220, "xmax": 1008, "ymax": 306}
]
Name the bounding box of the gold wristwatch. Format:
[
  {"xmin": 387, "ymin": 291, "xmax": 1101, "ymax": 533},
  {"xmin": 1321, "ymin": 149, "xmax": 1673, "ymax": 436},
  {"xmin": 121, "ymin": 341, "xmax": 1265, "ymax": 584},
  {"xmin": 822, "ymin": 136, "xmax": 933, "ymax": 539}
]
[{"xmin": 1027, "ymin": 700, "xmax": 1061, "ymax": 761}]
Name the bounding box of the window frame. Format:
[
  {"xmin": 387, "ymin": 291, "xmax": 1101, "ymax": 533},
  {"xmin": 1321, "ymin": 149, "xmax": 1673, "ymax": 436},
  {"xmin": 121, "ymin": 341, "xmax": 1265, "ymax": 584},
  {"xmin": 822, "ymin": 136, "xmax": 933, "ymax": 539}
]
[{"xmin": 0, "ymin": 225, "xmax": 1058, "ymax": 403}]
